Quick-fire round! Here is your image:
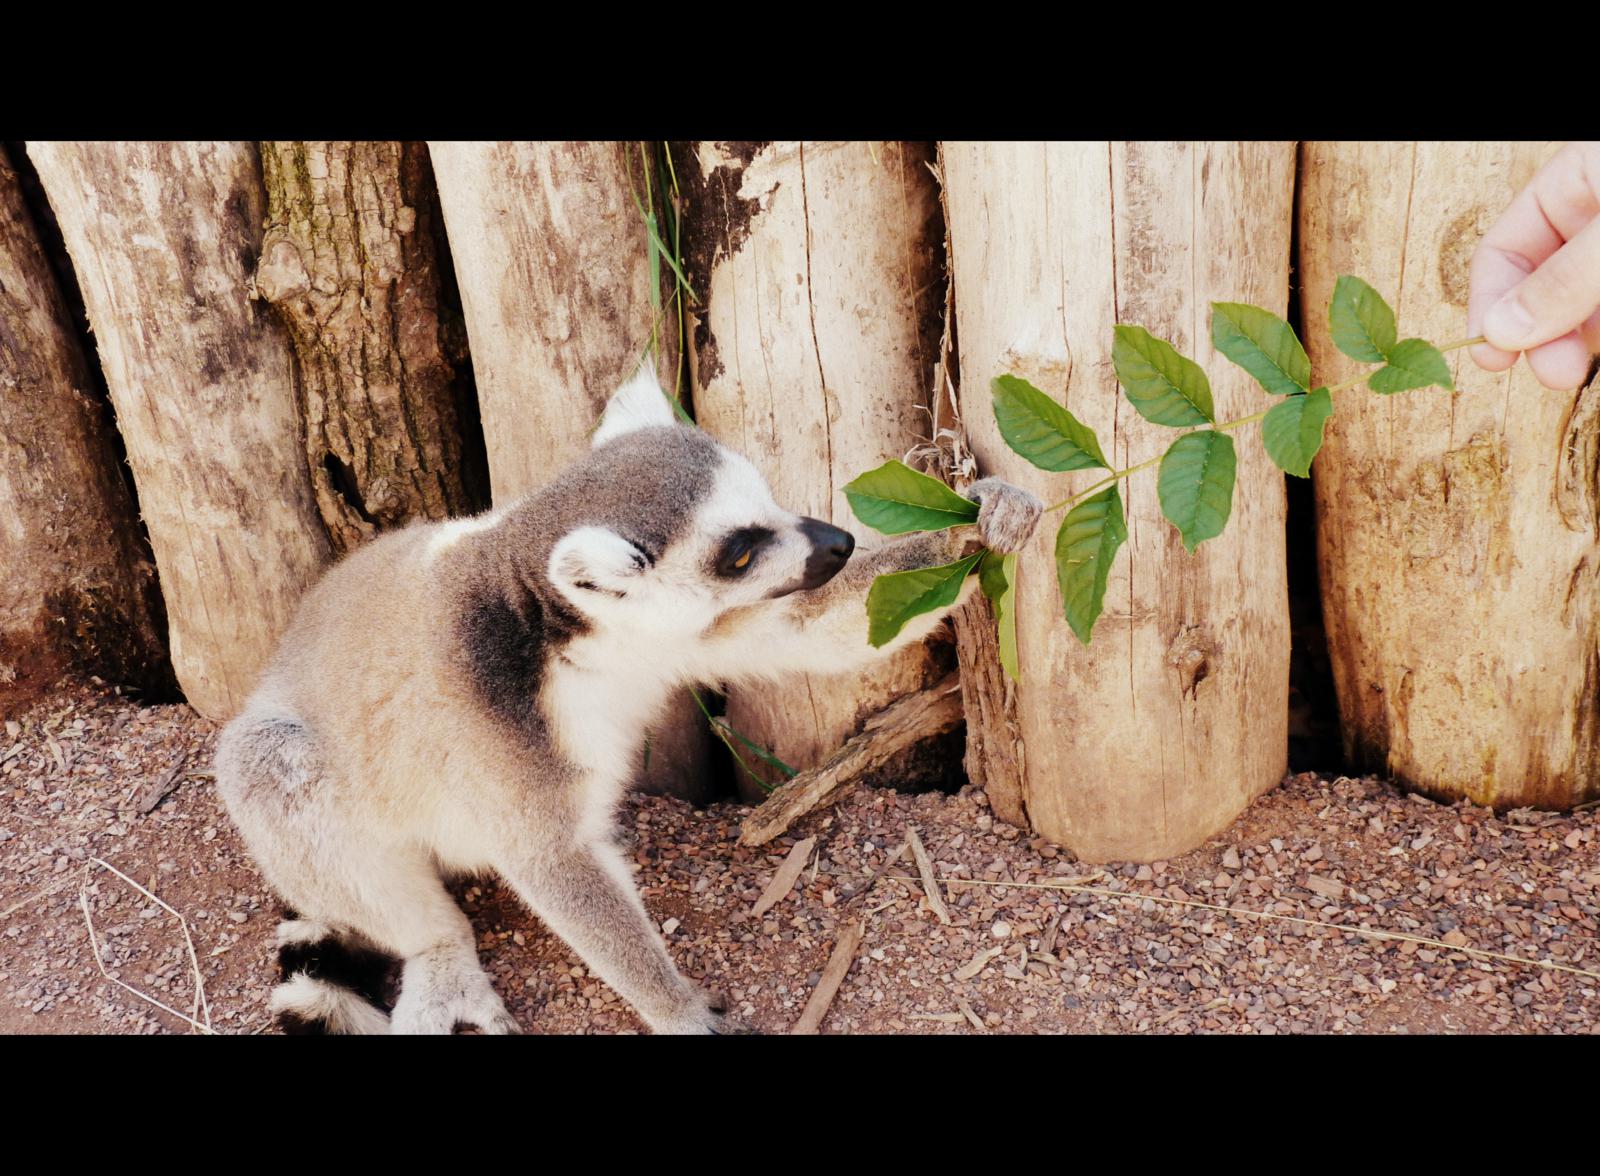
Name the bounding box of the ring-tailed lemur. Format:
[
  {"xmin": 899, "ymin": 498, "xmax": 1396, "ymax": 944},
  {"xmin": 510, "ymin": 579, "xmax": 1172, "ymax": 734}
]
[{"xmin": 214, "ymin": 369, "xmax": 1043, "ymax": 1034}]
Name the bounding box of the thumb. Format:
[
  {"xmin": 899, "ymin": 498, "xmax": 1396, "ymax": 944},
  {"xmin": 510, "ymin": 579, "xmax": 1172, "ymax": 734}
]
[{"xmin": 1484, "ymin": 214, "xmax": 1600, "ymax": 353}]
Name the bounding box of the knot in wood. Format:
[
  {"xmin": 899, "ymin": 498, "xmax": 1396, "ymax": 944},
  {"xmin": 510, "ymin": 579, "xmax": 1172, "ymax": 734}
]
[
  {"xmin": 253, "ymin": 232, "xmax": 310, "ymax": 305},
  {"xmin": 1166, "ymin": 627, "xmax": 1221, "ymax": 700}
]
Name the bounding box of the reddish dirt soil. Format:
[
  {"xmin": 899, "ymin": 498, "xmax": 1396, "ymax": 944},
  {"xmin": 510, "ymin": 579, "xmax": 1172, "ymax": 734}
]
[{"xmin": 3, "ymin": 680, "xmax": 1596, "ymax": 1035}]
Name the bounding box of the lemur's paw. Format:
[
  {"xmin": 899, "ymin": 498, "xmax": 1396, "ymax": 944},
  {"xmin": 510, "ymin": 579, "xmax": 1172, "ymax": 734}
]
[
  {"xmin": 705, "ymin": 990, "xmax": 758, "ymax": 1035},
  {"xmin": 966, "ymin": 478, "xmax": 1044, "ymax": 554},
  {"xmin": 649, "ymin": 988, "xmax": 757, "ymax": 1034}
]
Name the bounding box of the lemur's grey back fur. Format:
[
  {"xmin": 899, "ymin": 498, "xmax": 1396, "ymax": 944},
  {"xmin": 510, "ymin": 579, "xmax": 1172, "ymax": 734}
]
[{"xmin": 214, "ymin": 368, "xmax": 1042, "ymax": 1034}]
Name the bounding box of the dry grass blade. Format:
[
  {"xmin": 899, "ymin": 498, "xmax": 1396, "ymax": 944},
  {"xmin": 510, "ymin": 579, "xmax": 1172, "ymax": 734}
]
[
  {"xmin": 906, "ymin": 827, "xmax": 951, "ymax": 925},
  {"xmin": 890, "ymin": 873, "xmax": 1600, "ymax": 984},
  {"xmin": 790, "ymin": 919, "xmax": 864, "ymax": 1035},
  {"xmin": 750, "ymin": 837, "xmax": 816, "ymax": 919},
  {"xmin": 79, "ymin": 888, "xmax": 214, "ymax": 1035},
  {"xmin": 0, "ymin": 864, "xmax": 90, "ymax": 921},
  {"xmin": 85, "ymin": 856, "xmax": 213, "ymax": 1032},
  {"xmin": 844, "ymin": 837, "xmax": 908, "ymax": 908}
]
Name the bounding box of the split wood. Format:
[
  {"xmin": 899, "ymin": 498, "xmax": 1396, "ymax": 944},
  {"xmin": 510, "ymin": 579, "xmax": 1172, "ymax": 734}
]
[{"xmin": 739, "ymin": 673, "xmax": 963, "ymax": 847}]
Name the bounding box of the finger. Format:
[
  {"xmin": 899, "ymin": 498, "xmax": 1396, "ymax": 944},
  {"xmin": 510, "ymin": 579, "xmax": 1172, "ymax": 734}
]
[
  {"xmin": 1469, "ymin": 144, "xmax": 1600, "ymax": 349},
  {"xmin": 1468, "ymin": 338, "xmax": 1519, "ymax": 373},
  {"xmin": 1525, "ymin": 330, "xmax": 1595, "ymax": 391},
  {"xmin": 1485, "ymin": 213, "xmax": 1600, "ymax": 352},
  {"xmin": 1468, "ymin": 168, "xmax": 1566, "ymax": 348}
]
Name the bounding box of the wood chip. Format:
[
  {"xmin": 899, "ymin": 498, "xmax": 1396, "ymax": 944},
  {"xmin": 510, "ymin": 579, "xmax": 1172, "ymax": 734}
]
[
  {"xmin": 1305, "ymin": 874, "xmax": 1344, "ymax": 900},
  {"xmin": 750, "ymin": 837, "xmax": 816, "ymax": 918},
  {"xmin": 955, "ymin": 998, "xmax": 987, "ymax": 1033},
  {"xmin": 953, "ymin": 945, "xmax": 1003, "ymax": 982},
  {"xmin": 136, "ymin": 751, "xmax": 190, "ymax": 816},
  {"xmin": 906, "ymin": 826, "xmax": 951, "ymax": 925},
  {"xmin": 1041, "ymin": 912, "xmax": 1062, "ymax": 957},
  {"xmin": 790, "ymin": 920, "xmax": 864, "ymax": 1035}
]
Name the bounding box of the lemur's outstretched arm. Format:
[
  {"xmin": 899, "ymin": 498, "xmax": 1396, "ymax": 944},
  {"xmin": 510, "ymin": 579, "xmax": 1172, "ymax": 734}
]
[{"xmin": 698, "ymin": 478, "xmax": 1042, "ymax": 683}]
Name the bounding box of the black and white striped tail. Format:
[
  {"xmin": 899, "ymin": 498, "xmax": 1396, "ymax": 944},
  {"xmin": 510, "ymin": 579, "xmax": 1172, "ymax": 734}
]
[{"xmin": 270, "ymin": 915, "xmax": 401, "ymax": 1035}]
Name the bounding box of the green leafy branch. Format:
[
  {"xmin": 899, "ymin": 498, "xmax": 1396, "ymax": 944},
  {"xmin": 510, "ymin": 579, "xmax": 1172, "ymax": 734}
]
[{"xmin": 845, "ymin": 276, "xmax": 1483, "ymax": 680}]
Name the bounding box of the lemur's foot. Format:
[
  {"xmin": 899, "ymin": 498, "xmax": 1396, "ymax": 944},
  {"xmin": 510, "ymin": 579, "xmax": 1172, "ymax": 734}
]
[{"xmin": 966, "ymin": 478, "xmax": 1044, "ymax": 553}]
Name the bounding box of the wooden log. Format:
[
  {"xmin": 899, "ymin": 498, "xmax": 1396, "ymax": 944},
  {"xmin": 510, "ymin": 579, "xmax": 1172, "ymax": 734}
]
[
  {"xmin": 428, "ymin": 141, "xmax": 709, "ymax": 799},
  {"xmin": 0, "ymin": 147, "xmax": 170, "ymax": 706},
  {"xmin": 1298, "ymin": 140, "xmax": 1597, "ymax": 808},
  {"xmin": 678, "ymin": 140, "xmax": 950, "ymax": 798},
  {"xmin": 27, "ymin": 142, "xmax": 330, "ymax": 719},
  {"xmin": 256, "ymin": 141, "xmax": 479, "ymax": 554},
  {"xmin": 738, "ymin": 673, "xmax": 964, "ymax": 847},
  {"xmin": 941, "ymin": 142, "xmax": 1295, "ymax": 862}
]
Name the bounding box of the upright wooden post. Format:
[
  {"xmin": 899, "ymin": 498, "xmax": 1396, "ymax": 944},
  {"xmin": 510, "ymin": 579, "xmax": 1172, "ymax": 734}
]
[
  {"xmin": 0, "ymin": 147, "xmax": 169, "ymax": 705},
  {"xmin": 28, "ymin": 142, "xmax": 329, "ymax": 719},
  {"xmin": 1299, "ymin": 140, "xmax": 1597, "ymax": 808},
  {"xmin": 677, "ymin": 140, "xmax": 949, "ymax": 797},
  {"xmin": 942, "ymin": 142, "xmax": 1295, "ymax": 861}
]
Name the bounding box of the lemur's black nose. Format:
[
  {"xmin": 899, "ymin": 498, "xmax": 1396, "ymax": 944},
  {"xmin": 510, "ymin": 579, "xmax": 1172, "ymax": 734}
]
[{"xmin": 797, "ymin": 517, "xmax": 855, "ymax": 589}]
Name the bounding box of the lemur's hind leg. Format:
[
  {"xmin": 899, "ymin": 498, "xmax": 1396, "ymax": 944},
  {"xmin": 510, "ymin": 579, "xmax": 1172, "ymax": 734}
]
[
  {"xmin": 216, "ymin": 713, "xmax": 517, "ymax": 1035},
  {"xmin": 498, "ymin": 834, "xmax": 745, "ymax": 1034},
  {"xmin": 349, "ymin": 857, "xmax": 521, "ymax": 1036}
]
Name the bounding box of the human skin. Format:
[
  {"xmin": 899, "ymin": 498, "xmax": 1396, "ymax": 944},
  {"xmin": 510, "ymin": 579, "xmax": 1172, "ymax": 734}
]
[{"xmin": 1468, "ymin": 141, "xmax": 1600, "ymax": 392}]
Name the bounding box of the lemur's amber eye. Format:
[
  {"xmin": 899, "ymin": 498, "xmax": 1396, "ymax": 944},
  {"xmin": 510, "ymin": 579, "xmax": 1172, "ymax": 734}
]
[{"xmin": 715, "ymin": 526, "xmax": 774, "ymax": 578}]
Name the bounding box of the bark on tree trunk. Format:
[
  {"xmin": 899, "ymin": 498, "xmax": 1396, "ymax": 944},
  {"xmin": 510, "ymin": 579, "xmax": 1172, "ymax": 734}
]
[
  {"xmin": 27, "ymin": 141, "xmax": 330, "ymax": 720},
  {"xmin": 942, "ymin": 142, "xmax": 1295, "ymax": 862},
  {"xmin": 428, "ymin": 140, "xmax": 710, "ymax": 800},
  {"xmin": 0, "ymin": 147, "xmax": 171, "ymax": 708},
  {"xmin": 256, "ymin": 141, "xmax": 477, "ymax": 554},
  {"xmin": 678, "ymin": 140, "xmax": 951, "ymax": 800},
  {"xmin": 1299, "ymin": 140, "xmax": 1598, "ymax": 809}
]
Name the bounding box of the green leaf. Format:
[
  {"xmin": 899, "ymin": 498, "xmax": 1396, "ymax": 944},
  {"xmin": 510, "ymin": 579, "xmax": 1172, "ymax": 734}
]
[
  {"xmin": 1261, "ymin": 388, "xmax": 1333, "ymax": 478},
  {"xmin": 991, "ymin": 374, "xmax": 1108, "ymax": 471},
  {"xmin": 1369, "ymin": 338, "xmax": 1456, "ymax": 394},
  {"xmin": 1112, "ymin": 325, "xmax": 1214, "ymax": 426},
  {"xmin": 1329, "ymin": 275, "xmax": 1397, "ymax": 363},
  {"xmin": 978, "ymin": 549, "xmax": 1020, "ymax": 682},
  {"xmin": 1157, "ymin": 431, "xmax": 1237, "ymax": 551},
  {"xmin": 1210, "ymin": 302, "xmax": 1312, "ymax": 397},
  {"xmin": 843, "ymin": 460, "xmax": 979, "ymax": 535},
  {"xmin": 865, "ymin": 552, "xmax": 984, "ymax": 648},
  {"xmin": 1055, "ymin": 486, "xmax": 1127, "ymax": 646}
]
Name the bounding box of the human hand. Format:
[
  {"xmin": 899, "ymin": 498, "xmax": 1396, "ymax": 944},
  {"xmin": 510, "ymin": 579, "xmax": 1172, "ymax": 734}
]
[{"xmin": 1469, "ymin": 142, "xmax": 1600, "ymax": 392}]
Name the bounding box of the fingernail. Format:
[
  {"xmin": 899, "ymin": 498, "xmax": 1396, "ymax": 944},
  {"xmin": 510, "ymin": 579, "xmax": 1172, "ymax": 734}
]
[{"xmin": 1484, "ymin": 296, "xmax": 1536, "ymax": 349}]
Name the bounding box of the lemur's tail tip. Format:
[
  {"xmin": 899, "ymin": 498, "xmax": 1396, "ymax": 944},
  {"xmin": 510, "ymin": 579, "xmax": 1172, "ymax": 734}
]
[{"xmin": 270, "ymin": 917, "xmax": 399, "ymax": 1035}]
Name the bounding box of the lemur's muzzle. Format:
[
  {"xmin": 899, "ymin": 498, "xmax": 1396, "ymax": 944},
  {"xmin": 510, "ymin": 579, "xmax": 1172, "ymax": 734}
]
[{"xmin": 795, "ymin": 517, "xmax": 854, "ymax": 591}]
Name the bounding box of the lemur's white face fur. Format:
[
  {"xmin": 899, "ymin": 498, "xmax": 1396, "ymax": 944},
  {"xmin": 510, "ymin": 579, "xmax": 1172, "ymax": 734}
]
[{"xmin": 542, "ymin": 369, "xmax": 854, "ymax": 641}]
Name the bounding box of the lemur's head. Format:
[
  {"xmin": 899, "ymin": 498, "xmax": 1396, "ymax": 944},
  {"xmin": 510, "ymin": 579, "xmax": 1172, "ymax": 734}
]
[{"xmin": 536, "ymin": 369, "xmax": 854, "ymax": 638}]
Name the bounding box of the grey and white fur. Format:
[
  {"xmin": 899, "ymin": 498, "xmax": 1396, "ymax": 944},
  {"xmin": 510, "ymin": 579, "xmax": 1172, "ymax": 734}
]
[{"xmin": 214, "ymin": 369, "xmax": 1042, "ymax": 1034}]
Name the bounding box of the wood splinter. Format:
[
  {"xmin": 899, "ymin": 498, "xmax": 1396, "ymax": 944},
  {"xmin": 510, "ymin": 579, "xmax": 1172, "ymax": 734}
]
[{"xmin": 738, "ymin": 673, "xmax": 964, "ymax": 848}]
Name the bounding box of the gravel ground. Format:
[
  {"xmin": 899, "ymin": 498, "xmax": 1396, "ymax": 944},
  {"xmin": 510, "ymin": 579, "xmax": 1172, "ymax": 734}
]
[{"xmin": 2, "ymin": 680, "xmax": 1597, "ymax": 1035}]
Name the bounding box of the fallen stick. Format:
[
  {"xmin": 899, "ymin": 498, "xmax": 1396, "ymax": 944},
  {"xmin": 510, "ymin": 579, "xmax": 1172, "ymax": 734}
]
[
  {"xmin": 739, "ymin": 673, "xmax": 963, "ymax": 847},
  {"xmin": 906, "ymin": 826, "xmax": 951, "ymax": 925},
  {"xmin": 790, "ymin": 919, "xmax": 865, "ymax": 1035}
]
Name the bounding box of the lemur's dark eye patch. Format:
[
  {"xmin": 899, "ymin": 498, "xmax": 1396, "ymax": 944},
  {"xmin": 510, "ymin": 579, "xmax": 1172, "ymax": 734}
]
[{"xmin": 714, "ymin": 527, "xmax": 774, "ymax": 578}]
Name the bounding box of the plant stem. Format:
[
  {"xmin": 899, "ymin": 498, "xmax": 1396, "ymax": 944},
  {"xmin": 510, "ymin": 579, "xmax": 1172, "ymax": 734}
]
[{"xmin": 1045, "ymin": 335, "xmax": 1487, "ymax": 514}]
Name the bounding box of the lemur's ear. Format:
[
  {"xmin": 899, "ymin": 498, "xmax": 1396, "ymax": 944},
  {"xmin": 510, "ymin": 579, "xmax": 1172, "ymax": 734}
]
[
  {"xmin": 593, "ymin": 367, "xmax": 676, "ymax": 447},
  {"xmin": 548, "ymin": 526, "xmax": 653, "ymax": 602}
]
